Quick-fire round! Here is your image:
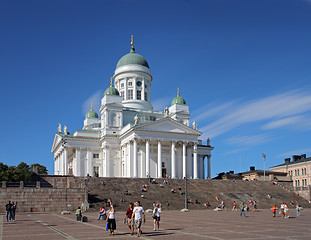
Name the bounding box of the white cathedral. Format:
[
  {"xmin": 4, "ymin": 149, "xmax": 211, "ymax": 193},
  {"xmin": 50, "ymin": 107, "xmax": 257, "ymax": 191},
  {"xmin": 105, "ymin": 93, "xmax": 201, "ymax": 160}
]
[{"xmin": 51, "ymin": 37, "xmax": 213, "ymax": 179}]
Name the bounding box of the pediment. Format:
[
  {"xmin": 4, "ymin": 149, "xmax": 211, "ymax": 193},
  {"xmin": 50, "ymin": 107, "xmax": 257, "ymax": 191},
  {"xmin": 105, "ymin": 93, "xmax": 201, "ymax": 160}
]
[
  {"xmin": 135, "ymin": 118, "xmax": 201, "ymax": 136},
  {"xmin": 51, "ymin": 134, "xmax": 62, "ymax": 153}
]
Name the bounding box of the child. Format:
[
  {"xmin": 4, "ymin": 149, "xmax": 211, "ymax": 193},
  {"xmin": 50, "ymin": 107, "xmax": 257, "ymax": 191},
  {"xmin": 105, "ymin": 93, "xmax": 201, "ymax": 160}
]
[{"xmin": 272, "ymin": 205, "xmax": 277, "ymax": 217}]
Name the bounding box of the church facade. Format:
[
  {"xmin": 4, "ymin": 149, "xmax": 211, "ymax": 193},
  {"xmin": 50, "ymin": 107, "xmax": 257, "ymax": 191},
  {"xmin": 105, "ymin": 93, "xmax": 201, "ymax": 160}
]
[{"xmin": 51, "ymin": 37, "xmax": 213, "ymax": 179}]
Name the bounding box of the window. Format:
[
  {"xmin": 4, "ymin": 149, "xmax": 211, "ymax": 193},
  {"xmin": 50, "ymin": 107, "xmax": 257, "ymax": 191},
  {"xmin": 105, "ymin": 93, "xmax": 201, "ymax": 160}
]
[
  {"xmin": 295, "ymin": 170, "xmax": 297, "ymax": 176},
  {"xmin": 162, "ymin": 162, "xmax": 165, "ymax": 168},
  {"xmin": 93, "ymin": 166, "xmax": 99, "ymax": 177},
  {"xmin": 128, "ymin": 90, "xmax": 133, "ymax": 100},
  {"xmin": 137, "ymin": 90, "xmax": 141, "ymax": 100},
  {"xmin": 128, "ymin": 81, "xmax": 132, "ymax": 86},
  {"xmin": 121, "ymin": 83, "xmax": 124, "ymax": 88},
  {"xmin": 93, "ymin": 153, "xmax": 99, "ymax": 158},
  {"xmin": 298, "ymin": 180, "xmax": 300, "ymax": 186},
  {"xmin": 144, "ymin": 92, "xmax": 147, "ymax": 101},
  {"xmin": 145, "ymin": 84, "xmax": 147, "ymax": 88},
  {"xmin": 120, "ymin": 91, "xmax": 124, "ymax": 100},
  {"xmin": 136, "ymin": 81, "xmax": 142, "ymax": 87},
  {"xmin": 298, "ymin": 169, "xmax": 300, "ymax": 176}
]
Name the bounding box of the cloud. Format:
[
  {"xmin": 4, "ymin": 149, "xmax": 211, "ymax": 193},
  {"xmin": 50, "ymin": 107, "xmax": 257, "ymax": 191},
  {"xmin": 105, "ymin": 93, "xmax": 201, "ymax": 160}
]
[
  {"xmin": 152, "ymin": 97, "xmax": 171, "ymax": 111},
  {"xmin": 199, "ymin": 89, "xmax": 311, "ymax": 138},
  {"xmin": 192, "ymin": 102, "xmax": 235, "ymax": 122},
  {"xmin": 262, "ymin": 116, "xmax": 304, "ymax": 130},
  {"xmin": 82, "ymin": 90, "xmax": 102, "ymax": 115},
  {"xmin": 226, "ymin": 134, "xmax": 271, "ymax": 146},
  {"xmin": 222, "ymin": 148, "xmax": 247, "ymax": 155},
  {"xmin": 277, "ymin": 148, "xmax": 311, "ymax": 158}
]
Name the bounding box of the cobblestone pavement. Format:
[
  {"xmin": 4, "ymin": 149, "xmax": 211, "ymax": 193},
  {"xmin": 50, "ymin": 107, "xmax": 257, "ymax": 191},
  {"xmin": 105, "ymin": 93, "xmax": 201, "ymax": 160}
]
[{"xmin": 1, "ymin": 209, "xmax": 311, "ymax": 239}]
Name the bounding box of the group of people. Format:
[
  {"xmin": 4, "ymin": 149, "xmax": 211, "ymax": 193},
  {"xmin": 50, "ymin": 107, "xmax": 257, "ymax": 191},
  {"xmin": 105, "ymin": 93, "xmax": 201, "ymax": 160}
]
[
  {"xmin": 96, "ymin": 198, "xmax": 161, "ymax": 237},
  {"xmin": 5, "ymin": 201, "xmax": 17, "ymax": 222}
]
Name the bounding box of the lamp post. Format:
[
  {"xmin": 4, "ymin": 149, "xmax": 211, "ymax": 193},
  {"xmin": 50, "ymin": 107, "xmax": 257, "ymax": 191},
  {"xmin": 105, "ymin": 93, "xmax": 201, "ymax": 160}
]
[
  {"xmin": 184, "ymin": 177, "xmax": 188, "ymax": 210},
  {"xmin": 262, "ymin": 153, "xmax": 266, "ymax": 181}
]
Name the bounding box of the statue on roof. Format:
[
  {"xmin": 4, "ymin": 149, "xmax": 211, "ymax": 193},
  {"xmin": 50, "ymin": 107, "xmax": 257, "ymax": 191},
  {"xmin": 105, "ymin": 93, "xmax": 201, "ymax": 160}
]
[
  {"xmin": 134, "ymin": 115, "xmax": 139, "ymax": 125},
  {"xmin": 58, "ymin": 123, "xmax": 62, "ymax": 133},
  {"xmin": 192, "ymin": 121, "xmax": 197, "ymax": 130},
  {"xmin": 207, "ymin": 138, "xmax": 210, "ymax": 146},
  {"xmin": 164, "ymin": 107, "xmax": 169, "ymax": 117},
  {"xmin": 64, "ymin": 125, "xmax": 68, "ymax": 135}
]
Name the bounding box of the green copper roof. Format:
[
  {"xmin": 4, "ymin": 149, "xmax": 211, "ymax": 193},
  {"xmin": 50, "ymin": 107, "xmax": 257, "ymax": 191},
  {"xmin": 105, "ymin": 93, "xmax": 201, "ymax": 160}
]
[
  {"xmin": 116, "ymin": 48, "xmax": 149, "ymax": 69},
  {"xmin": 85, "ymin": 110, "xmax": 99, "ymax": 119},
  {"xmin": 104, "ymin": 86, "xmax": 119, "ymax": 96},
  {"xmin": 171, "ymin": 96, "xmax": 186, "ymax": 106}
]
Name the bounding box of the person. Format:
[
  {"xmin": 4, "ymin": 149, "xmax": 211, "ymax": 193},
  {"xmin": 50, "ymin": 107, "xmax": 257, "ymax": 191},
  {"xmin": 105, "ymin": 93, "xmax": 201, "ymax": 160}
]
[
  {"xmin": 272, "ymin": 205, "xmax": 277, "ymax": 217},
  {"xmin": 132, "ymin": 201, "xmax": 146, "ymax": 237},
  {"xmin": 5, "ymin": 201, "xmax": 12, "ymax": 222},
  {"xmin": 75, "ymin": 207, "xmax": 82, "ymax": 221},
  {"xmin": 232, "ymin": 201, "xmax": 236, "ymax": 211},
  {"xmin": 106, "ymin": 205, "xmax": 116, "ymax": 235},
  {"xmin": 124, "ymin": 203, "xmax": 134, "ymax": 235},
  {"xmin": 296, "ymin": 201, "xmax": 301, "ymax": 216},
  {"xmin": 11, "ymin": 202, "xmax": 16, "ymax": 221},
  {"xmin": 240, "ymin": 202, "xmax": 246, "ymax": 217},
  {"xmin": 221, "ymin": 200, "xmax": 225, "ymax": 210},
  {"xmin": 284, "ymin": 203, "xmax": 289, "ymax": 218},
  {"xmin": 153, "ymin": 203, "xmax": 162, "ymax": 231},
  {"xmin": 253, "ymin": 200, "xmax": 257, "ymax": 212},
  {"xmin": 280, "ymin": 202, "xmax": 285, "ymax": 218},
  {"xmin": 97, "ymin": 206, "xmax": 106, "ymax": 220}
]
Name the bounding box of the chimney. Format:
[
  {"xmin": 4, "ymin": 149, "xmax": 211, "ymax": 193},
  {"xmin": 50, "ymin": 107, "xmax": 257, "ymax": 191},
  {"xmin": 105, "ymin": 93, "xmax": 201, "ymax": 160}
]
[
  {"xmin": 250, "ymin": 166, "xmax": 255, "ymax": 171},
  {"xmin": 229, "ymin": 171, "xmax": 234, "ymax": 174},
  {"xmin": 292, "ymin": 155, "xmax": 301, "ymax": 162},
  {"xmin": 284, "ymin": 158, "xmax": 290, "ymax": 165},
  {"xmin": 301, "ymin": 154, "xmax": 306, "ymax": 159}
]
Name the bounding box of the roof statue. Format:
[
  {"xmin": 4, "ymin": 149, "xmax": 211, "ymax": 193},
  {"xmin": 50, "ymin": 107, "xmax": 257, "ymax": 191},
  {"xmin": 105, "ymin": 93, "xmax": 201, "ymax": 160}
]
[
  {"xmin": 131, "ymin": 34, "xmax": 134, "ymax": 49},
  {"xmin": 164, "ymin": 107, "xmax": 169, "ymax": 117},
  {"xmin": 64, "ymin": 125, "xmax": 67, "ymax": 135},
  {"xmin": 207, "ymin": 138, "xmax": 210, "ymax": 146},
  {"xmin": 58, "ymin": 123, "xmax": 62, "ymax": 133},
  {"xmin": 192, "ymin": 121, "xmax": 197, "ymax": 130},
  {"xmin": 134, "ymin": 115, "xmax": 139, "ymax": 125}
]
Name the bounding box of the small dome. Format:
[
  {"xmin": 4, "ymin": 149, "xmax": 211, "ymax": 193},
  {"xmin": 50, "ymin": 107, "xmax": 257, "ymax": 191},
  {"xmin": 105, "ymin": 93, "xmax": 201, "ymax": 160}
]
[
  {"xmin": 171, "ymin": 96, "xmax": 186, "ymax": 106},
  {"xmin": 85, "ymin": 109, "xmax": 99, "ymax": 119},
  {"xmin": 116, "ymin": 48, "xmax": 149, "ymax": 69},
  {"xmin": 104, "ymin": 86, "xmax": 119, "ymax": 96},
  {"xmin": 171, "ymin": 88, "xmax": 186, "ymax": 106}
]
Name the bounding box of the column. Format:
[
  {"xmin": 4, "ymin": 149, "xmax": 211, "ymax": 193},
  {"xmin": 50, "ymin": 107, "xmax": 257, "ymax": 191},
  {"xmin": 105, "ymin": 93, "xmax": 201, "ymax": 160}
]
[
  {"xmin": 207, "ymin": 155, "xmax": 211, "ymax": 178},
  {"xmin": 54, "ymin": 157, "xmax": 57, "ymax": 175},
  {"xmin": 183, "ymin": 142, "xmax": 187, "ymax": 178},
  {"xmin": 63, "ymin": 148, "xmax": 68, "ymax": 175},
  {"xmin": 133, "ymin": 139, "xmax": 138, "ymax": 177},
  {"xmin": 171, "ymin": 141, "xmax": 176, "ymax": 178},
  {"xmin": 158, "ymin": 140, "xmax": 162, "ymax": 178},
  {"xmin": 193, "ymin": 143, "xmax": 198, "ymax": 179},
  {"xmin": 142, "ymin": 78, "xmax": 145, "ymax": 101},
  {"xmin": 104, "ymin": 146, "xmax": 110, "ymax": 177},
  {"xmin": 87, "ymin": 150, "xmax": 92, "ymax": 176},
  {"xmin": 76, "ymin": 148, "xmax": 80, "ymax": 176},
  {"xmin": 202, "ymin": 156, "xmax": 205, "ymax": 179},
  {"xmin": 58, "ymin": 154, "xmax": 61, "ymax": 175},
  {"xmin": 146, "ymin": 140, "xmax": 150, "ymax": 177}
]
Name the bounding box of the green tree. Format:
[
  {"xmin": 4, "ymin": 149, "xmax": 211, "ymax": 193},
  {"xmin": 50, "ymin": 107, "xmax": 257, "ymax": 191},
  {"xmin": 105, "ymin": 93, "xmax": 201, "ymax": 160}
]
[{"xmin": 31, "ymin": 163, "xmax": 48, "ymax": 175}]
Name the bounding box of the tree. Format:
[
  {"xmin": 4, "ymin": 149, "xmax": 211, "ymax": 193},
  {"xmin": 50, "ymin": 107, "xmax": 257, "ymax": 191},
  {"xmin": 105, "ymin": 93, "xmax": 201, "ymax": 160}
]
[{"xmin": 30, "ymin": 163, "xmax": 48, "ymax": 175}]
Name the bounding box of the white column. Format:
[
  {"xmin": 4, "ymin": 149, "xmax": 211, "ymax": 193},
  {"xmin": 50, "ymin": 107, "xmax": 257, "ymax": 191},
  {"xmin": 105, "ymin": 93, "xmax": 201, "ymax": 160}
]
[
  {"xmin": 158, "ymin": 140, "xmax": 162, "ymax": 178},
  {"xmin": 58, "ymin": 154, "xmax": 61, "ymax": 175},
  {"xmin": 142, "ymin": 78, "xmax": 145, "ymax": 100},
  {"xmin": 183, "ymin": 142, "xmax": 187, "ymax": 178},
  {"xmin": 207, "ymin": 155, "xmax": 211, "ymax": 178},
  {"xmin": 76, "ymin": 148, "xmax": 80, "ymax": 176},
  {"xmin": 171, "ymin": 141, "xmax": 176, "ymax": 178},
  {"xmin": 124, "ymin": 78, "xmax": 128, "ymax": 100},
  {"xmin": 87, "ymin": 150, "xmax": 92, "ymax": 176},
  {"xmin": 133, "ymin": 77, "xmax": 137, "ymax": 99},
  {"xmin": 54, "ymin": 157, "xmax": 57, "ymax": 175},
  {"xmin": 63, "ymin": 148, "xmax": 68, "ymax": 175},
  {"xmin": 193, "ymin": 143, "xmax": 198, "ymax": 179},
  {"xmin": 133, "ymin": 139, "xmax": 138, "ymax": 177},
  {"xmin": 104, "ymin": 146, "xmax": 110, "ymax": 177},
  {"xmin": 202, "ymin": 156, "xmax": 205, "ymax": 179},
  {"xmin": 146, "ymin": 140, "xmax": 150, "ymax": 177}
]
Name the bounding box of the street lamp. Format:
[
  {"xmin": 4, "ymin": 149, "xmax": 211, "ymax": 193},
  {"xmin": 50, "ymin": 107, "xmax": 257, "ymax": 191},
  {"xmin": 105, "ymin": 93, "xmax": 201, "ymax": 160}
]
[{"xmin": 262, "ymin": 153, "xmax": 266, "ymax": 181}]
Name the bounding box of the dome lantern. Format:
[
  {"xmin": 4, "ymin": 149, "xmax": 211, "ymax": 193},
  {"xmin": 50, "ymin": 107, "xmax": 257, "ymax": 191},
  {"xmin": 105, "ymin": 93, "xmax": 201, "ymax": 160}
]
[{"xmin": 171, "ymin": 88, "xmax": 186, "ymax": 106}]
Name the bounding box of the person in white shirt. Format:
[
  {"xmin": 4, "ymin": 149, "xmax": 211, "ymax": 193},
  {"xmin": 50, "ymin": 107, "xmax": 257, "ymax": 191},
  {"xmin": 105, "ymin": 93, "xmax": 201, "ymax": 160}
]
[
  {"xmin": 132, "ymin": 201, "xmax": 146, "ymax": 237},
  {"xmin": 153, "ymin": 203, "xmax": 162, "ymax": 231},
  {"xmin": 106, "ymin": 205, "xmax": 116, "ymax": 236}
]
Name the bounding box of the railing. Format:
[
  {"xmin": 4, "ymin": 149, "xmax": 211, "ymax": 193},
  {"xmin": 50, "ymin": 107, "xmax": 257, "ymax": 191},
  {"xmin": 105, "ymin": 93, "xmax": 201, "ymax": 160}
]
[{"xmin": 1, "ymin": 181, "xmax": 53, "ymax": 188}]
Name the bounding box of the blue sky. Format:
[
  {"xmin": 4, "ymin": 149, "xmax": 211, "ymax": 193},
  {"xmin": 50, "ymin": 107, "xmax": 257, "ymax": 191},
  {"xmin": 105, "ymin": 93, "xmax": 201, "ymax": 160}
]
[{"xmin": 1, "ymin": 0, "xmax": 311, "ymax": 177}]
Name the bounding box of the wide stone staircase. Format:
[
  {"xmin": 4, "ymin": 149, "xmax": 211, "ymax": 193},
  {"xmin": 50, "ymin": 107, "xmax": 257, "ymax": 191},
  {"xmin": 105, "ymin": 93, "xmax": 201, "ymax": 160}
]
[{"xmin": 74, "ymin": 177, "xmax": 309, "ymax": 211}]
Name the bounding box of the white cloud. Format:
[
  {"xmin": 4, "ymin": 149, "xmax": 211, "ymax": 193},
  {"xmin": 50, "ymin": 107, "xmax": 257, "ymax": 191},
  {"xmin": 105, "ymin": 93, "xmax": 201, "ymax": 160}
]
[
  {"xmin": 152, "ymin": 97, "xmax": 171, "ymax": 111},
  {"xmin": 200, "ymin": 90, "xmax": 311, "ymax": 138},
  {"xmin": 277, "ymin": 148, "xmax": 311, "ymax": 158},
  {"xmin": 223, "ymin": 148, "xmax": 247, "ymax": 155},
  {"xmin": 192, "ymin": 102, "xmax": 235, "ymax": 122},
  {"xmin": 82, "ymin": 90, "xmax": 102, "ymax": 115},
  {"xmin": 262, "ymin": 116, "xmax": 304, "ymax": 130},
  {"xmin": 226, "ymin": 134, "xmax": 271, "ymax": 146}
]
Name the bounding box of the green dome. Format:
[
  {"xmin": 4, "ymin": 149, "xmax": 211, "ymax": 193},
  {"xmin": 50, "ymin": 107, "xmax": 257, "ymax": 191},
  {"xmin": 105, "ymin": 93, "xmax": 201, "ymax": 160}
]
[
  {"xmin": 171, "ymin": 96, "xmax": 186, "ymax": 106},
  {"xmin": 116, "ymin": 48, "xmax": 149, "ymax": 69},
  {"xmin": 85, "ymin": 109, "xmax": 99, "ymax": 119},
  {"xmin": 104, "ymin": 86, "xmax": 119, "ymax": 96}
]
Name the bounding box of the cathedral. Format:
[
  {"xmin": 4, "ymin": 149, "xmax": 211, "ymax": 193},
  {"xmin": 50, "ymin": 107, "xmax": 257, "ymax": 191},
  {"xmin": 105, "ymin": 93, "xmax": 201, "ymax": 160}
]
[{"xmin": 51, "ymin": 36, "xmax": 213, "ymax": 179}]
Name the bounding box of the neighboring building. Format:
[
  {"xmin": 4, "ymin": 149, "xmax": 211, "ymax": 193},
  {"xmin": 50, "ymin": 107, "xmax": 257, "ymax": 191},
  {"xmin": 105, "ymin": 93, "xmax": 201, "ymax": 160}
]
[
  {"xmin": 270, "ymin": 154, "xmax": 310, "ymax": 188},
  {"xmin": 51, "ymin": 37, "xmax": 213, "ymax": 179},
  {"xmin": 242, "ymin": 166, "xmax": 289, "ymax": 181}
]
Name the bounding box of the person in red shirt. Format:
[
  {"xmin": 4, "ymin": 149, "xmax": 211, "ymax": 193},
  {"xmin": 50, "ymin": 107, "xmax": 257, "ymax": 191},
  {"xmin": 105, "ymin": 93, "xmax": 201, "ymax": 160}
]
[
  {"xmin": 124, "ymin": 203, "xmax": 134, "ymax": 235},
  {"xmin": 232, "ymin": 201, "xmax": 237, "ymax": 211},
  {"xmin": 272, "ymin": 205, "xmax": 277, "ymax": 217}
]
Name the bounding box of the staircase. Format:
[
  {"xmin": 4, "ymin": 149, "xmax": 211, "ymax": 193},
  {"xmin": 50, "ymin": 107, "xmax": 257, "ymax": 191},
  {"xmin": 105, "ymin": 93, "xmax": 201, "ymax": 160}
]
[{"xmin": 74, "ymin": 177, "xmax": 309, "ymax": 211}]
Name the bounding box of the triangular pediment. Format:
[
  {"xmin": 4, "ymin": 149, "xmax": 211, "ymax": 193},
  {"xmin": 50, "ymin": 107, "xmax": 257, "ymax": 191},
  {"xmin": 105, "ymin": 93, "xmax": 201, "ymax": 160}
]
[
  {"xmin": 134, "ymin": 118, "xmax": 201, "ymax": 136},
  {"xmin": 51, "ymin": 134, "xmax": 62, "ymax": 153}
]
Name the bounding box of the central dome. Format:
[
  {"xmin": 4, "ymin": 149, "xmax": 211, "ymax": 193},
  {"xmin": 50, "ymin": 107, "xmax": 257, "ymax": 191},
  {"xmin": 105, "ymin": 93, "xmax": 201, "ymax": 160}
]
[{"xmin": 116, "ymin": 48, "xmax": 149, "ymax": 69}]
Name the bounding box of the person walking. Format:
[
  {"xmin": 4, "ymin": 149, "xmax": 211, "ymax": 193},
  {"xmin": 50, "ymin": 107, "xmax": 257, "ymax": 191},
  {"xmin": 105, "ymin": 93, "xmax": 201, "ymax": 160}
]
[
  {"xmin": 280, "ymin": 202, "xmax": 285, "ymax": 218},
  {"xmin": 240, "ymin": 202, "xmax": 246, "ymax": 217},
  {"xmin": 11, "ymin": 202, "xmax": 16, "ymax": 221},
  {"xmin": 153, "ymin": 203, "xmax": 162, "ymax": 231},
  {"xmin": 272, "ymin": 205, "xmax": 277, "ymax": 217},
  {"xmin": 132, "ymin": 201, "xmax": 146, "ymax": 237},
  {"xmin": 97, "ymin": 206, "xmax": 106, "ymax": 220},
  {"xmin": 106, "ymin": 205, "xmax": 116, "ymax": 236},
  {"xmin": 5, "ymin": 201, "xmax": 12, "ymax": 222},
  {"xmin": 232, "ymin": 201, "xmax": 237, "ymax": 211},
  {"xmin": 75, "ymin": 207, "xmax": 82, "ymax": 221},
  {"xmin": 124, "ymin": 203, "xmax": 134, "ymax": 235},
  {"xmin": 284, "ymin": 203, "xmax": 289, "ymax": 218},
  {"xmin": 296, "ymin": 201, "xmax": 301, "ymax": 216}
]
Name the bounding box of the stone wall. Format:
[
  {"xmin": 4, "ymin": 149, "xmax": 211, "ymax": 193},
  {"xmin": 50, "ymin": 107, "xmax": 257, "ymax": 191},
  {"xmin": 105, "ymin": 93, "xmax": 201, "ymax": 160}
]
[{"xmin": 0, "ymin": 176, "xmax": 84, "ymax": 213}]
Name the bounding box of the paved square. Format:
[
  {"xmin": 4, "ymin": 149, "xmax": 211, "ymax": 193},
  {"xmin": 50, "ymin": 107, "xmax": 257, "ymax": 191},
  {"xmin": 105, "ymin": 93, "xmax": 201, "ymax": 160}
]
[{"xmin": 1, "ymin": 209, "xmax": 310, "ymax": 239}]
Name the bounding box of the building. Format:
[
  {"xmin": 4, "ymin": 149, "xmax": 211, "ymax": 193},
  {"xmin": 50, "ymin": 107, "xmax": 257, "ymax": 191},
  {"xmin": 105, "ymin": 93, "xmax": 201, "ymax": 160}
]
[
  {"xmin": 270, "ymin": 154, "xmax": 310, "ymax": 188},
  {"xmin": 242, "ymin": 166, "xmax": 289, "ymax": 181},
  {"xmin": 51, "ymin": 36, "xmax": 213, "ymax": 179}
]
